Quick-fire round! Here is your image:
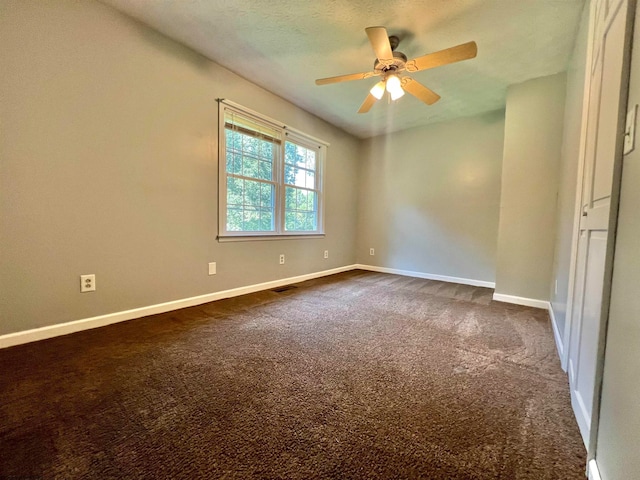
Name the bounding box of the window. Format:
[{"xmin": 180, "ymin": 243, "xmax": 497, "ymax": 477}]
[{"xmin": 218, "ymin": 100, "xmax": 326, "ymax": 239}]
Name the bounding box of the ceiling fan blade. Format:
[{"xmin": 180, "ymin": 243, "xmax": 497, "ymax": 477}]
[
  {"xmin": 401, "ymin": 78, "xmax": 441, "ymax": 105},
  {"xmin": 357, "ymin": 93, "xmax": 378, "ymax": 114},
  {"xmin": 405, "ymin": 41, "xmax": 478, "ymax": 72},
  {"xmin": 365, "ymin": 26, "xmax": 394, "ymax": 63},
  {"xmin": 315, "ymin": 71, "xmax": 376, "ymax": 85}
]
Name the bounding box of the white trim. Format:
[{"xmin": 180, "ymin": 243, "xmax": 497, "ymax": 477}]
[
  {"xmin": 0, "ymin": 265, "xmax": 540, "ymax": 350},
  {"xmin": 549, "ymin": 303, "xmax": 566, "ymax": 369},
  {"xmin": 354, "ymin": 264, "xmax": 496, "ymax": 288},
  {"xmin": 588, "ymin": 459, "xmax": 602, "ymax": 480},
  {"xmin": 217, "ymin": 234, "xmax": 325, "ymax": 242},
  {"xmin": 0, "ymin": 265, "xmax": 357, "ymax": 350},
  {"xmin": 284, "ymin": 125, "xmax": 330, "ymax": 149},
  {"xmin": 0, "ymin": 265, "xmax": 493, "ymax": 349},
  {"xmin": 492, "ymin": 293, "xmax": 550, "ymax": 310}
]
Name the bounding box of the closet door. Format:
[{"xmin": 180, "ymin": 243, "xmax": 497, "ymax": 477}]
[{"xmin": 567, "ymin": 0, "xmax": 633, "ymax": 446}]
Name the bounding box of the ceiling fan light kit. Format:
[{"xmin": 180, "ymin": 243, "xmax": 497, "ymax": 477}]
[
  {"xmin": 386, "ymin": 75, "xmax": 404, "ymax": 100},
  {"xmin": 315, "ymin": 26, "xmax": 478, "ymax": 114},
  {"xmin": 370, "ymin": 81, "xmax": 386, "ymax": 100}
]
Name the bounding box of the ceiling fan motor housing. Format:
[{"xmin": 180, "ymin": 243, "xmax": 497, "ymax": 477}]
[
  {"xmin": 388, "ymin": 35, "xmax": 400, "ymax": 51},
  {"xmin": 373, "ymin": 51, "xmax": 408, "ymax": 76}
]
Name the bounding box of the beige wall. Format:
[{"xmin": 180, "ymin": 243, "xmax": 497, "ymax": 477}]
[
  {"xmin": 495, "ymin": 73, "xmax": 567, "ymax": 301},
  {"xmin": 0, "ymin": 0, "xmax": 360, "ymax": 335},
  {"xmin": 550, "ymin": 1, "xmax": 590, "ymax": 346},
  {"xmin": 595, "ymin": 4, "xmax": 640, "ymax": 478},
  {"xmin": 356, "ymin": 111, "xmax": 505, "ymax": 283}
]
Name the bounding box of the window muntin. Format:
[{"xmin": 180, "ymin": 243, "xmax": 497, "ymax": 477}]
[{"xmin": 219, "ymin": 101, "xmax": 326, "ymax": 239}]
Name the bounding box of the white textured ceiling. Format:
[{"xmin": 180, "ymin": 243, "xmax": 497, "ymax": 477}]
[{"xmin": 101, "ymin": 0, "xmax": 585, "ymax": 138}]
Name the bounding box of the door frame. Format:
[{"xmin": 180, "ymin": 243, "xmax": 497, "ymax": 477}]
[{"xmin": 561, "ymin": 0, "xmax": 636, "ymax": 461}]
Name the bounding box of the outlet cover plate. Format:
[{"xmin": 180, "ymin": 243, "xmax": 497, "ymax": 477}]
[
  {"xmin": 80, "ymin": 274, "xmax": 96, "ymax": 292},
  {"xmin": 208, "ymin": 262, "xmax": 216, "ymax": 275}
]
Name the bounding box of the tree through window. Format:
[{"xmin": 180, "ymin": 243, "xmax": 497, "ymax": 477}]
[{"xmin": 218, "ymin": 101, "xmax": 326, "ymax": 239}]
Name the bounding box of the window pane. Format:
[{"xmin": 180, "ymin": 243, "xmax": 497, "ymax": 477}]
[
  {"xmin": 285, "ymin": 211, "xmax": 317, "ymax": 232},
  {"xmin": 225, "ymin": 129, "xmax": 239, "ymax": 151},
  {"xmin": 227, "ymin": 177, "xmax": 243, "ymax": 206},
  {"xmin": 284, "ymin": 142, "xmax": 298, "ymax": 166},
  {"xmin": 226, "ymin": 177, "xmax": 274, "ymax": 232},
  {"xmin": 242, "ymin": 155, "xmax": 258, "ymax": 179},
  {"xmin": 225, "ymin": 128, "xmax": 274, "ymax": 182},
  {"xmin": 285, "ymin": 141, "xmax": 316, "ymax": 171},
  {"xmin": 260, "ymin": 183, "xmax": 272, "ymax": 208},
  {"xmin": 304, "ymin": 169, "xmax": 315, "ymax": 189},
  {"xmin": 258, "ymin": 160, "xmax": 272, "ymax": 181},
  {"xmin": 225, "ymin": 152, "xmax": 241, "ymax": 175},
  {"xmin": 242, "ymin": 135, "xmax": 257, "ymax": 155},
  {"xmin": 284, "ymin": 164, "xmax": 315, "ymax": 189},
  {"xmin": 284, "ymin": 164, "xmax": 295, "ymax": 185},
  {"xmin": 285, "ymin": 187, "xmax": 317, "ymax": 232},
  {"xmin": 260, "ymin": 211, "xmax": 273, "ymax": 231},
  {"xmin": 258, "ymin": 139, "xmax": 274, "ymax": 161},
  {"xmin": 285, "ymin": 211, "xmax": 296, "ymax": 231},
  {"xmin": 227, "ymin": 207, "xmax": 243, "ymax": 231},
  {"xmin": 242, "ymin": 208, "xmax": 260, "ymax": 231},
  {"xmin": 304, "ymin": 149, "xmax": 316, "ymax": 171},
  {"xmin": 284, "ymin": 187, "xmax": 316, "ymax": 212}
]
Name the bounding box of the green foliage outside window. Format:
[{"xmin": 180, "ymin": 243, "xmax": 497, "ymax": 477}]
[
  {"xmin": 225, "ymin": 129, "xmax": 275, "ymax": 232},
  {"xmin": 220, "ymin": 102, "xmax": 324, "ymax": 237},
  {"xmin": 284, "ymin": 141, "xmax": 317, "ymax": 232}
]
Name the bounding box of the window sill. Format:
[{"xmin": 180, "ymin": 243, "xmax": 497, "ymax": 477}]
[{"xmin": 217, "ymin": 234, "xmax": 325, "ymax": 243}]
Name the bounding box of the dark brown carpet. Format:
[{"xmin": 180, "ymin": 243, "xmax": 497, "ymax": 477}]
[{"xmin": 0, "ymin": 270, "xmax": 586, "ymax": 479}]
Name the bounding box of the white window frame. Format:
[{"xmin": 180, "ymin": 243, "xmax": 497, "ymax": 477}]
[{"xmin": 218, "ymin": 99, "xmax": 327, "ymax": 241}]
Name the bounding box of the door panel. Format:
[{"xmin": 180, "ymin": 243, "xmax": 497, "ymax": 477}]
[
  {"xmin": 575, "ymin": 231, "xmax": 607, "ymax": 424},
  {"xmin": 582, "ymin": 49, "xmax": 602, "ymax": 205},
  {"xmin": 567, "ymin": 0, "xmax": 631, "ymax": 448},
  {"xmin": 568, "ymin": 230, "xmax": 587, "ymax": 385},
  {"xmin": 593, "ymin": 10, "xmax": 627, "ymax": 201}
]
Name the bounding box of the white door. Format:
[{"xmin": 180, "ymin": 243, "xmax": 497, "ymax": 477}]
[{"xmin": 566, "ymin": 0, "xmax": 633, "ymax": 447}]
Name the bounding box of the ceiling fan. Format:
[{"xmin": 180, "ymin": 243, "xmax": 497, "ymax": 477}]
[{"xmin": 315, "ymin": 26, "xmax": 478, "ymax": 113}]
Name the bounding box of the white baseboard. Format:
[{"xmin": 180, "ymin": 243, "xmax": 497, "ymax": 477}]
[
  {"xmin": 588, "ymin": 459, "xmax": 602, "ymax": 480},
  {"xmin": 548, "ymin": 303, "xmax": 566, "ymax": 369},
  {"xmin": 492, "ymin": 293, "xmax": 550, "ymax": 310},
  {"xmin": 0, "ymin": 264, "xmax": 357, "ymax": 350},
  {"xmin": 0, "ymin": 265, "xmax": 499, "ymax": 350},
  {"xmin": 355, "ymin": 264, "xmax": 495, "ymax": 289}
]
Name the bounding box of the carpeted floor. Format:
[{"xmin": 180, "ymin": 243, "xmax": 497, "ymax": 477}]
[{"xmin": 0, "ymin": 270, "xmax": 586, "ymax": 479}]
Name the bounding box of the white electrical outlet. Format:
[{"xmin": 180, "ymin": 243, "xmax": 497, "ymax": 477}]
[
  {"xmin": 279, "ymin": 254, "xmax": 285, "ymax": 265},
  {"xmin": 369, "ymin": 248, "xmax": 375, "ymax": 256},
  {"xmin": 324, "ymin": 250, "xmax": 329, "ymax": 259},
  {"xmin": 555, "ymin": 279, "xmax": 558, "ymax": 295},
  {"xmin": 208, "ymin": 262, "xmax": 217, "ymax": 275},
  {"xmin": 80, "ymin": 274, "xmax": 96, "ymax": 292}
]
